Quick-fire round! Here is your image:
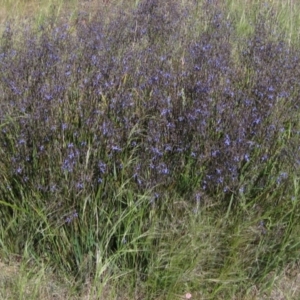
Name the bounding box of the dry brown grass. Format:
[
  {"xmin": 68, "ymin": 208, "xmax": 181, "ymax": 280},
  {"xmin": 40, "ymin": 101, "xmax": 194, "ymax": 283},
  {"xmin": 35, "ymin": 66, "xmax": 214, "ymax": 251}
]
[{"xmin": 1, "ymin": 257, "xmax": 300, "ymax": 299}]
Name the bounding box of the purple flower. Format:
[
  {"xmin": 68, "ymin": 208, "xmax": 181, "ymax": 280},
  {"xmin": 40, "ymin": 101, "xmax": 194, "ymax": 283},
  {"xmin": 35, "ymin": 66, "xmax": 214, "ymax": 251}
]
[
  {"xmin": 62, "ymin": 159, "xmax": 74, "ymax": 172},
  {"xmin": 212, "ymin": 150, "xmax": 220, "ymax": 157},
  {"xmin": 151, "ymin": 147, "xmax": 163, "ymax": 156},
  {"xmin": 224, "ymin": 134, "xmax": 230, "ymax": 146},
  {"xmin": 191, "ymin": 152, "xmax": 196, "ymax": 158},
  {"xmin": 217, "ymin": 177, "xmax": 224, "ymax": 184},
  {"xmin": 133, "ymin": 173, "xmax": 142, "ymax": 185},
  {"xmin": 268, "ymin": 86, "xmax": 275, "ymax": 92},
  {"xmin": 76, "ymin": 182, "xmax": 84, "ymax": 190},
  {"xmin": 98, "ymin": 161, "xmax": 107, "ymax": 173},
  {"xmin": 16, "ymin": 166, "xmax": 22, "ymax": 174},
  {"xmin": 44, "ymin": 94, "xmax": 53, "ymax": 101},
  {"xmin": 244, "ymin": 153, "xmax": 250, "ymax": 162},
  {"xmin": 68, "ymin": 152, "xmax": 75, "ymax": 160},
  {"xmin": 161, "ymin": 108, "xmax": 171, "ymax": 116},
  {"xmin": 277, "ymin": 172, "xmax": 288, "ymax": 184},
  {"xmin": 50, "ymin": 185, "xmax": 57, "ymax": 193},
  {"xmin": 65, "ymin": 211, "xmax": 78, "ymax": 224},
  {"xmin": 111, "ymin": 145, "xmax": 122, "ymax": 152},
  {"xmin": 157, "ymin": 163, "xmax": 169, "ymax": 175},
  {"xmin": 164, "ymin": 145, "xmax": 172, "ymax": 152}
]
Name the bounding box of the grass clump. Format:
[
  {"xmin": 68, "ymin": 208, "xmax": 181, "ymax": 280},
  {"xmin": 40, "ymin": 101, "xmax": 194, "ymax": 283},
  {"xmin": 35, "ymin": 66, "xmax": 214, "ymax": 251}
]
[{"xmin": 1, "ymin": 0, "xmax": 300, "ymax": 299}]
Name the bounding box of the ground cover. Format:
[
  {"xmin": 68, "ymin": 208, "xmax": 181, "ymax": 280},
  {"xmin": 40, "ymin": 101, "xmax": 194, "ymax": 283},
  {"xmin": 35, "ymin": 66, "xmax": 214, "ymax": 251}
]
[{"xmin": 1, "ymin": 0, "xmax": 300, "ymax": 299}]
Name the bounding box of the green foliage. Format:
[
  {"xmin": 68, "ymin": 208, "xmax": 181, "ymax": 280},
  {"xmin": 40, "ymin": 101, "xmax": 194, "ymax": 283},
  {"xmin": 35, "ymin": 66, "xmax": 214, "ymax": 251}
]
[{"xmin": 1, "ymin": 0, "xmax": 300, "ymax": 299}]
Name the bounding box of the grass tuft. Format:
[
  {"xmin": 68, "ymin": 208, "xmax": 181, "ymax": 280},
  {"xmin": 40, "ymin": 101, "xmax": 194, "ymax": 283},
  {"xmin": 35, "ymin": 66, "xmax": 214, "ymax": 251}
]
[{"xmin": 1, "ymin": 0, "xmax": 300, "ymax": 299}]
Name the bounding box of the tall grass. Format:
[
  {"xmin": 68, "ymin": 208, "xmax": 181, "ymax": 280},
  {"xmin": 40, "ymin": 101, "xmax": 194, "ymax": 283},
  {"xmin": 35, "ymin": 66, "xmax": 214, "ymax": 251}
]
[{"xmin": 1, "ymin": 0, "xmax": 300, "ymax": 299}]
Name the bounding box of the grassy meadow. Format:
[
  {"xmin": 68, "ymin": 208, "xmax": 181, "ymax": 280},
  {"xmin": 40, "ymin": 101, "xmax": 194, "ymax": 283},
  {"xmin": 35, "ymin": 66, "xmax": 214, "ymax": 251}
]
[{"xmin": 1, "ymin": 0, "xmax": 300, "ymax": 299}]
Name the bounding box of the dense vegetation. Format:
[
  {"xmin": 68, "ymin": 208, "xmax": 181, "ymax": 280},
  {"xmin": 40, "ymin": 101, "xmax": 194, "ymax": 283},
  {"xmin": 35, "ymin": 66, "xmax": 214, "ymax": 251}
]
[{"xmin": 1, "ymin": 0, "xmax": 300, "ymax": 299}]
